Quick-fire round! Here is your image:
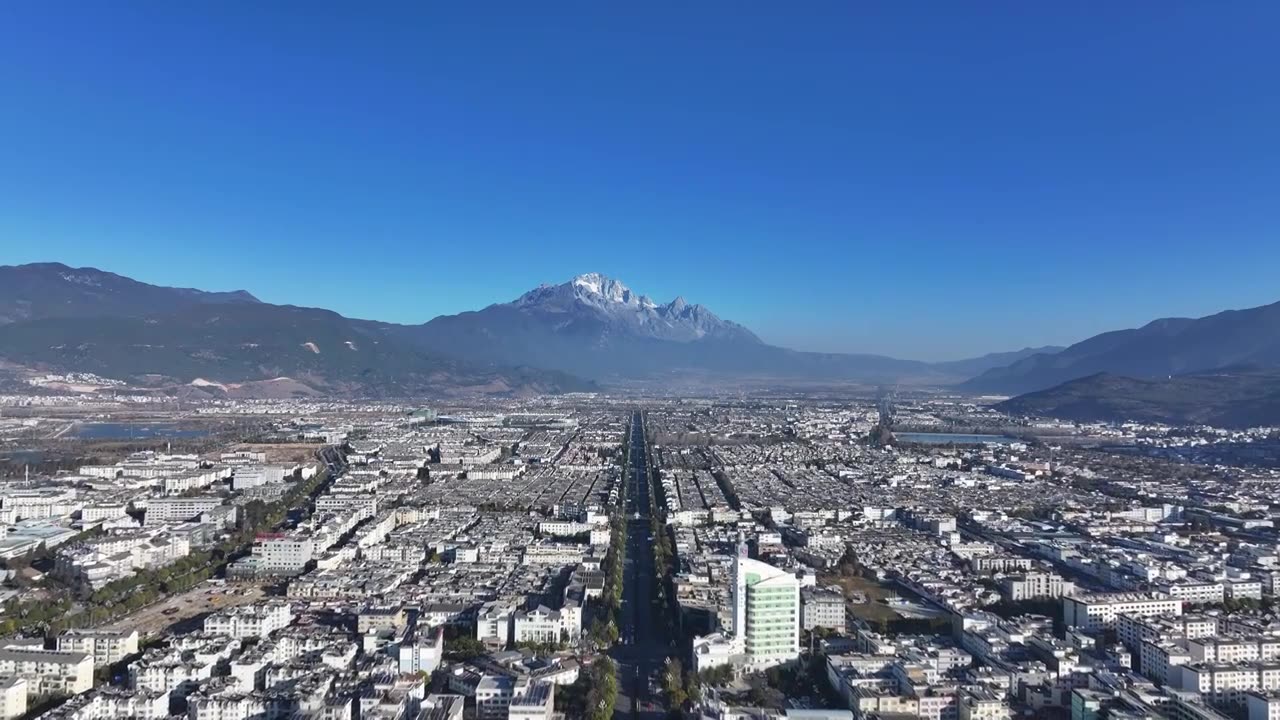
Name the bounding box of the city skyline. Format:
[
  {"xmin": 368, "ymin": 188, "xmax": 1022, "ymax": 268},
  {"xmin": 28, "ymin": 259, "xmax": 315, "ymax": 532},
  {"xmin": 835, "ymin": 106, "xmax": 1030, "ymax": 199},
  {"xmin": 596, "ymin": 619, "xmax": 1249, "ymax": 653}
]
[
  {"xmin": 3, "ymin": 4, "xmax": 1278, "ymax": 359},
  {"xmin": 1, "ymin": 4, "xmax": 1278, "ymax": 715}
]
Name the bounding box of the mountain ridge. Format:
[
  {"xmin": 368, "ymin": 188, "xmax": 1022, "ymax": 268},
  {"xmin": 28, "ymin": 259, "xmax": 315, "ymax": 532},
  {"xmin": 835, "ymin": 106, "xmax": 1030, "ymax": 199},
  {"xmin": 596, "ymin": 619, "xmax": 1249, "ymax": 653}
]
[
  {"xmin": 377, "ymin": 272, "xmax": 1050, "ymax": 384},
  {"xmin": 505, "ymin": 273, "xmax": 763, "ymax": 345},
  {"xmin": 962, "ymin": 300, "xmax": 1280, "ymax": 395},
  {"xmin": 0, "ymin": 262, "xmax": 260, "ymax": 324},
  {"xmin": 9, "ymin": 263, "xmax": 1253, "ymax": 394},
  {"xmin": 996, "ymin": 367, "xmax": 1280, "ymax": 428},
  {"xmin": 0, "ymin": 264, "xmax": 594, "ymax": 397}
]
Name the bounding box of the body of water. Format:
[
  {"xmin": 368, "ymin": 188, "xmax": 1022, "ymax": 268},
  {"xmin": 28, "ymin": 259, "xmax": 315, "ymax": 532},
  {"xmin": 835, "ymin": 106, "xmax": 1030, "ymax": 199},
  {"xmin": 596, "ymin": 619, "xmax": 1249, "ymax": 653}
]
[
  {"xmin": 1, "ymin": 449, "xmax": 47, "ymax": 464},
  {"xmin": 71, "ymin": 423, "xmax": 211, "ymax": 440},
  {"xmin": 896, "ymin": 432, "xmax": 1017, "ymax": 445}
]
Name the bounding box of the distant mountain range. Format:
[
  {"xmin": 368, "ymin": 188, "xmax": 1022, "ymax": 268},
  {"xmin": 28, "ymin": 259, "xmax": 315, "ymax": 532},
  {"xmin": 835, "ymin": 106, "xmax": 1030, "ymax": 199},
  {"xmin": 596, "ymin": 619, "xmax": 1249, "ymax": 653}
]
[
  {"xmin": 0, "ymin": 263, "xmax": 593, "ymax": 397},
  {"xmin": 0, "ymin": 265, "xmax": 1044, "ymax": 396},
  {"xmin": 996, "ymin": 367, "xmax": 1280, "ymax": 428},
  {"xmin": 367, "ymin": 273, "xmax": 1046, "ymax": 384},
  {"xmin": 6, "ymin": 263, "xmax": 1277, "ymax": 417},
  {"xmin": 962, "ymin": 301, "xmax": 1280, "ymax": 396},
  {"xmin": 0, "ymin": 262, "xmax": 260, "ymax": 324}
]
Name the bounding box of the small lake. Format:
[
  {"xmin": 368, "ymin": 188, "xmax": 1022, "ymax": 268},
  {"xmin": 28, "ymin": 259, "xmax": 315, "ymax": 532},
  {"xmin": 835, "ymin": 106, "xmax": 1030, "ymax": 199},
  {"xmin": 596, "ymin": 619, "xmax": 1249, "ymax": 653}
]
[
  {"xmin": 1, "ymin": 449, "xmax": 46, "ymax": 464},
  {"xmin": 896, "ymin": 432, "xmax": 1017, "ymax": 445},
  {"xmin": 71, "ymin": 423, "xmax": 211, "ymax": 440}
]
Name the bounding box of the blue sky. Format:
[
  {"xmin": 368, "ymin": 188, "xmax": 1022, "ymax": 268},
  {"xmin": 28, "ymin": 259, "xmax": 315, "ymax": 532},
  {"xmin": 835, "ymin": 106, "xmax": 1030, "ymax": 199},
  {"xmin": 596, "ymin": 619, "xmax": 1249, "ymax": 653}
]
[{"xmin": 2, "ymin": 3, "xmax": 1277, "ymax": 361}]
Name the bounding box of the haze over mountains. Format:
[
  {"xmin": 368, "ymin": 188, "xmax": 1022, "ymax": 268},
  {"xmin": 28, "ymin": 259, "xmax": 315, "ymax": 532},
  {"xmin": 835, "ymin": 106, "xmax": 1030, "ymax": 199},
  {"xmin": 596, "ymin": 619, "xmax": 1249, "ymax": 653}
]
[
  {"xmin": 1, "ymin": 263, "xmax": 1278, "ymax": 423},
  {"xmin": 995, "ymin": 368, "xmax": 1280, "ymax": 429},
  {"xmin": 0, "ymin": 263, "xmax": 592, "ymax": 398},
  {"xmin": 0, "ymin": 265, "xmax": 1045, "ymax": 394},
  {"xmin": 365, "ymin": 273, "xmax": 1044, "ymax": 384},
  {"xmin": 962, "ymin": 300, "xmax": 1280, "ymax": 395}
]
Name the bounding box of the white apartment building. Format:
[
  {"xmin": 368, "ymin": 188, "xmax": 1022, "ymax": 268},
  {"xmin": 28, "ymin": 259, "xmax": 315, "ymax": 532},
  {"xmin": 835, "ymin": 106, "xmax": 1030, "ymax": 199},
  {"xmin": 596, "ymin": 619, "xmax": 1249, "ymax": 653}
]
[
  {"xmin": 1140, "ymin": 640, "xmax": 1192, "ymax": 686},
  {"xmin": 513, "ymin": 607, "xmax": 565, "ymax": 644},
  {"xmin": 474, "ymin": 675, "xmax": 514, "ymax": 720},
  {"xmin": 508, "ymin": 681, "xmax": 554, "ymax": 720},
  {"xmin": 957, "ymin": 688, "xmax": 1007, "ymax": 720},
  {"xmin": 1179, "ymin": 663, "xmax": 1280, "ymax": 705},
  {"xmin": 188, "ymin": 693, "xmax": 268, "ymax": 720},
  {"xmin": 0, "ymin": 647, "xmax": 94, "ymax": 698},
  {"xmin": 231, "ymin": 465, "xmax": 289, "ymax": 492},
  {"xmin": 57, "ymin": 629, "xmax": 141, "ymax": 667},
  {"xmin": 203, "ymin": 602, "xmax": 293, "ymax": 639},
  {"xmin": 1163, "ymin": 582, "xmax": 1226, "ymax": 605},
  {"xmin": 1229, "ymin": 581, "xmax": 1266, "ymax": 600},
  {"xmin": 1063, "ymin": 593, "xmax": 1183, "ymax": 631},
  {"xmin": 71, "ymin": 688, "xmax": 171, "ymax": 720},
  {"xmin": 0, "ymin": 488, "xmax": 80, "ymax": 521},
  {"xmin": 144, "ymin": 496, "xmax": 223, "ymax": 526},
  {"xmin": 0, "ymin": 678, "xmax": 26, "ymax": 720},
  {"xmin": 81, "ymin": 504, "xmax": 129, "ymax": 523},
  {"xmin": 1117, "ymin": 614, "xmax": 1219, "ymax": 650},
  {"xmin": 397, "ymin": 627, "xmax": 443, "ymax": 675},
  {"xmin": 129, "ymin": 658, "xmax": 213, "ymax": 700},
  {"xmin": 160, "ymin": 469, "xmax": 223, "ymax": 495},
  {"xmin": 55, "ymin": 531, "xmax": 192, "ymax": 591},
  {"xmin": 475, "ymin": 603, "xmax": 514, "ymax": 645},
  {"xmin": 520, "ymin": 543, "xmax": 587, "ymax": 566},
  {"xmin": 128, "ymin": 638, "xmax": 237, "ymax": 701},
  {"xmin": 915, "ymin": 691, "xmax": 959, "ymax": 720},
  {"xmin": 800, "ymin": 588, "xmax": 846, "ymax": 631},
  {"xmin": 252, "ymin": 535, "xmax": 315, "ymax": 575},
  {"xmin": 972, "ymin": 557, "xmax": 1035, "ymax": 573},
  {"xmin": 1001, "ymin": 572, "xmax": 1074, "ymax": 601},
  {"xmin": 1188, "ymin": 637, "xmax": 1280, "ymax": 665},
  {"xmin": 314, "ymin": 495, "xmax": 378, "ymax": 516},
  {"xmin": 537, "ymin": 521, "xmax": 593, "ymax": 537}
]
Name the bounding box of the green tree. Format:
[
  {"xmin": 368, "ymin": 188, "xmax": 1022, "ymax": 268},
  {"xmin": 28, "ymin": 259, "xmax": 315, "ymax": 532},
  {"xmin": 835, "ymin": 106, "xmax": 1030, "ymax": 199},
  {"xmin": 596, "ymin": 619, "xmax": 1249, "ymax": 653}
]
[
  {"xmin": 663, "ymin": 658, "xmax": 687, "ymax": 708},
  {"xmin": 445, "ymin": 635, "xmax": 486, "ymax": 660}
]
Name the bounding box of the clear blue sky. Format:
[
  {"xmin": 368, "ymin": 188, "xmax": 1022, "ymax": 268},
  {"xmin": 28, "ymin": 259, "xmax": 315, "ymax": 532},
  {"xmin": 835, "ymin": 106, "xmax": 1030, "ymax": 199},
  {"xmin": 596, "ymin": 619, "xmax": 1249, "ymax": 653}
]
[{"xmin": 2, "ymin": 3, "xmax": 1277, "ymax": 361}]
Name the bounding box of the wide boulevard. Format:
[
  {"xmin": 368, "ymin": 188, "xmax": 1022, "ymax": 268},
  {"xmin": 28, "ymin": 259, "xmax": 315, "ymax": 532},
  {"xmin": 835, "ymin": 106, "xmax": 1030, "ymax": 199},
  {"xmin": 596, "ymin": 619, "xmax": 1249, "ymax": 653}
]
[{"xmin": 612, "ymin": 410, "xmax": 670, "ymax": 720}]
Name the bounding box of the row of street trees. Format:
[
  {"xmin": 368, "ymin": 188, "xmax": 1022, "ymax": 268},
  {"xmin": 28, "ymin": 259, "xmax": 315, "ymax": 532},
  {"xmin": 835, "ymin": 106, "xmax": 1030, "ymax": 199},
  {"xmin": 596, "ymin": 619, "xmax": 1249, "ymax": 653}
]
[
  {"xmin": 589, "ymin": 501, "xmax": 626, "ymax": 648},
  {"xmin": 586, "ymin": 657, "xmax": 618, "ymax": 720},
  {"xmin": 588, "ymin": 423, "xmax": 632, "ymax": 650}
]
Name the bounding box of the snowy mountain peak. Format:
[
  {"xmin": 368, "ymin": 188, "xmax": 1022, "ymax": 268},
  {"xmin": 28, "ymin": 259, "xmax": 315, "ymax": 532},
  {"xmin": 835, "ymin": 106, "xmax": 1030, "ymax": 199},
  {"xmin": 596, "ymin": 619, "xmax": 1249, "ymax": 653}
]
[
  {"xmin": 509, "ymin": 274, "xmax": 762, "ymax": 345},
  {"xmin": 571, "ymin": 272, "xmax": 625, "ymax": 300},
  {"xmin": 565, "ymin": 272, "xmax": 659, "ymax": 308}
]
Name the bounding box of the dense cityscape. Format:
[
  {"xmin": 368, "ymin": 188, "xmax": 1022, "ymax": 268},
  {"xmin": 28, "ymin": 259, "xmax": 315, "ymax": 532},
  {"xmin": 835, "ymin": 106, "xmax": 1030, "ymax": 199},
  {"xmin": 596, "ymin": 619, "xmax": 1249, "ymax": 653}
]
[
  {"xmin": 0, "ymin": 391, "xmax": 1277, "ymax": 720},
  {"xmin": 3, "ymin": 4, "xmax": 1277, "ymax": 720}
]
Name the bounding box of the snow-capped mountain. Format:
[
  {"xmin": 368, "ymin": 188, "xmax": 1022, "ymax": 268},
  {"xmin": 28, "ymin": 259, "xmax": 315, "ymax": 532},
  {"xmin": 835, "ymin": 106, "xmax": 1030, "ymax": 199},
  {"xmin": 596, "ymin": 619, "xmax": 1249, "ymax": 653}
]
[
  {"xmin": 509, "ymin": 273, "xmax": 762, "ymax": 344},
  {"xmin": 381, "ymin": 272, "xmax": 948, "ymax": 382}
]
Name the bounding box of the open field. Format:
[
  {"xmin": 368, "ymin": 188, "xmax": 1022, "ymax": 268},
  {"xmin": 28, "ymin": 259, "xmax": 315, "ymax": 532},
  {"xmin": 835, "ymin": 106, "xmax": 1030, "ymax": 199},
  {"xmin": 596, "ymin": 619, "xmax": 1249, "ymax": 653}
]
[
  {"xmin": 100, "ymin": 581, "xmax": 266, "ymax": 638},
  {"xmin": 230, "ymin": 442, "xmax": 324, "ymax": 464},
  {"xmin": 819, "ymin": 572, "xmax": 901, "ymax": 624}
]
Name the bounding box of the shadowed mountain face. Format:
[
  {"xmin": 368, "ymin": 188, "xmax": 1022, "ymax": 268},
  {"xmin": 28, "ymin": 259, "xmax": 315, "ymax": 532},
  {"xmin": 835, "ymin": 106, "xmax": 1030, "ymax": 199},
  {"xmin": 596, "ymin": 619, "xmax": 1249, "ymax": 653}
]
[
  {"xmin": 962, "ymin": 301, "xmax": 1280, "ymax": 395},
  {"xmin": 996, "ymin": 368, "xmax": 1280, "ymax": 428},
  {"xmin": 376, "ymin": 273, "xmax": 964, "ymax": 383},
  {"xmin": 0, "ymin": 262, "xmax": 259, "ymax": 324},
  {"xmin": 0, "ymin": 264, "xmax": 593, "ymax": 397},
  {"xmin": 16, "ymin": 263, "xmax": 1253, "ymax": 397}
]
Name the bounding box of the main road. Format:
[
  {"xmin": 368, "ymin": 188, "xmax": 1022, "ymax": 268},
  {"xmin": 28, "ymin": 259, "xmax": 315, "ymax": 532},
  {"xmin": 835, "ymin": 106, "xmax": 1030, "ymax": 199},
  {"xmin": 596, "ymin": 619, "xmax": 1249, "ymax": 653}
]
[{"xmin": 612, "ymin": 410, "xmax": 669, "ymax": 720}]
